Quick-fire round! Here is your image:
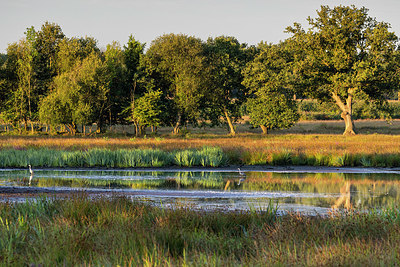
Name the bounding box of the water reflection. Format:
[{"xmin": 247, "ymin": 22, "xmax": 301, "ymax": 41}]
[{"xmin": 0, "ymin": 169, "xmax": 399, "ymax": 214}]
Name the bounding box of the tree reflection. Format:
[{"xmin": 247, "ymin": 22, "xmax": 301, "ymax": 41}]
[{"xmin": 332, "ymin": 181, "xmax": 354, "ymax": 210}]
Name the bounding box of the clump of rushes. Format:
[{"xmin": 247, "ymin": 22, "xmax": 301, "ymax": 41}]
[
  {"xmin": 0, "ymin": 195, "xmax": 399, "ymax": 265},
  {"xmin": 0, "ymin": 146, "xmax": 228, "ymax": 168}
]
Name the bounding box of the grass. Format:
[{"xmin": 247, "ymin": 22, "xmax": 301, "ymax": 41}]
[
  {"xmin": 3, "ymin": 134, "xmax": 400, "ymax": 167},
  {"xmin": 0, "ymin": 146, "xmax": 228, "ymax": 168},
  {"xmin": 0, "ymin": 195, "xmax": 399, "ymax": 265}
]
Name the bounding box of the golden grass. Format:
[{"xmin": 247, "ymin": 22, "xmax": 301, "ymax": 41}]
[{"xmin": 2, "ymin": 134, "xmax": 400, "ymax": 156}]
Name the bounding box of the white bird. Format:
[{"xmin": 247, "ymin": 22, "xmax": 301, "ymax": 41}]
[
  {"xmin": 28, "ymin": 165, "xmax": 34, "ymax": 186},
  {"xmin": 237, "ymin": 168, "xmax": 246, "ymax": 185},
  {"xmin": 28, "ymin": 165, "xmax": 34, "ymax": 176}
]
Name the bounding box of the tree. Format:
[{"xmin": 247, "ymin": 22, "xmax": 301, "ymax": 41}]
[
  {"xmin": 39, "ymin": 53, "xmax": 109, "ymax": 134},
  {"xmin": 34, "ymin": 22, "xmax": 65, "ymax": 96},
  {"xmin": 246, "ymin": 92, "xmax": 299, "ymax": 134},
  {"xmin": 243, "ymin": 43, "xmax": 299, "ymax": 134},
  {"xmin": 1, "ymin": 28, "xmax": 38, "ymax": 133},
  {"xmin": 124, "ymin": 35, "xmax": 145, "ymax": 85},
  {"xmin": 287, "ymin": 5, "xmax": 399, "ymax": 135},
  {"xmin": 56, "ymin": 36, "xmax": 99, "ymax": 73},
  {"xmin": 143, "ymin": 33, "xmax": 208, "ymax": 134},
  {"xmin": 204, "ymin": 36, "xmax": 251, "ymax": 135},
  {"xmin": 16, "ymin": 38, "xmax": 36, "ymax": 133},
  {"xmin": 0, "ymin": 53, "xmax": 8, "ymax": 110},
  {"xmin": 131, "ymin": 90, "xmax": 163, "ymax": 136}
]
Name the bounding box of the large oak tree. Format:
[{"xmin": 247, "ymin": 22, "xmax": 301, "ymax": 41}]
[{"xmin": 287, "ymin": 5, "xmax": 399, "ymax": 135}]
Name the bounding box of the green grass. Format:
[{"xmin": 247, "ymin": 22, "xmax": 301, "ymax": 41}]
[
  {"xmin": 0, "ymin": 195, "xmax": 399, "ymax": 265},
  {"xmin": 0, "ymin": 146, "xmax": 228, "ymax": 168},
  {"xmin": 3, "ymin": 143, "xmax": 400, "ymax": 167}
]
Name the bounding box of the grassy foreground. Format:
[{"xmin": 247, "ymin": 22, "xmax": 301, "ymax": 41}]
[
  {"xmin": 0, "ymin": 195, "xmax": 399, "ymax": 266},
  {"xmin": 2, "ymin": 134, "xmax": 400, "ymax": 167}
]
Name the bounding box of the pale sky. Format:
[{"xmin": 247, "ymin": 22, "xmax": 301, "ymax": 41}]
[{"xmin": 1, "ymin": 0, "xmax": 400, "ymax": 53}]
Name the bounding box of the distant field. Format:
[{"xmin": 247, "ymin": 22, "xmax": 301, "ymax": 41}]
[
  {"xmin": 2, "ymin": 118, "xmax": 400, "ymax": 136},
  {"xmin": 148, "ymin": 119, "xmax": 400, "ymax": 135}
]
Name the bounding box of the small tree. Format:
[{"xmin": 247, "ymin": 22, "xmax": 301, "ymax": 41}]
[
  {"xmin": 246, "ymin": 92, "xmax": 299, "ymax": 134},
  {"xmin": 131, "ymin": 90, "xmax": 163, "ymax": 136},
  {"xmin": 39, "ymin": 53, "xmax": 109, "ymax": 135}
]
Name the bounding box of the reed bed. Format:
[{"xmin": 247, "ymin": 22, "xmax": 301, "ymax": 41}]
[
  {"xmin": 0, "ymin": 195, "xmax": 398, "ymax": 266},
  {"xmin": 0, "ymin": 147, "xmax": 228, "ymax": 168},
  {"xmin": 2, "ymin": 146, "xmax": 400, "ymax": 167}
]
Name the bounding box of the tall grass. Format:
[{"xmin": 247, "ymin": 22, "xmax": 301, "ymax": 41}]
[
  {"xmin": 0, "ymin": 147, "xmax": 228, "ymax": 168},
  {"xmin": 0, "ymin": 196, "xmax": 399, "ymax": 265},
  {"xmin": 2, "ymin": 135, "xmax": 400, "ymax": 167}
]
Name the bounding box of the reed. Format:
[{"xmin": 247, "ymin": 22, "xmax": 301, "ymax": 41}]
[
  {"xmin": 0, "ymin": 196, "xmax": 398, "ymax": 265},
  {"xmin": 0, "ymin": 147, "xmax": 228, "ymax": 168}
]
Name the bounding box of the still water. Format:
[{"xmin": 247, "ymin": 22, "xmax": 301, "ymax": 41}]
[{"xmin": 0, "ymin": 168, "xmax": 399, "ymax": 215}]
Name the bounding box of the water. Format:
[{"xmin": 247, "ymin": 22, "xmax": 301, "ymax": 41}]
[{"xmin": 0, "ymin": 168, "xmax": 399, "ymax": 215}]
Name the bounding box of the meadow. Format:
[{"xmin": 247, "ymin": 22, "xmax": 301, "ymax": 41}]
[{"xmin": 0, "ymin": 195, "xmax": 399, "ymax": 266}]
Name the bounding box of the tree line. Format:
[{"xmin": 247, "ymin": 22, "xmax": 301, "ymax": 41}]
[{"xmin": 0, "ymin": 5, "xmax": 399, "ymax": 136}]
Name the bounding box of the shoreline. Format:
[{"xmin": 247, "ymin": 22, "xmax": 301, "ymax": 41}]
[{"xmin": 2, "ymin": 165, "xmax": 400, "ymax": 173}]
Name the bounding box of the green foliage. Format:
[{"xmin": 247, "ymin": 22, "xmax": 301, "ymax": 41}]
[
  {"xmin": 243, "ymin": 43, "xmax": 299, "ymax": 132},
  {"xmin": 143, "ymin": 33, "xmax": 209, "ymax": 131},
  {"xmin": 56, "ymin": 37, "xmax": 99, "ymax": 73},
  {"xmin": 287, "ymin": 5, "xmax": 399, "ymax": 134},
  {"xmin": 132, "ymin": 90, "xmax": 163, "ymax": 128},
  {"xmin": 39, "ymin": 53, "xmax": 109, "ymax": 132},
  {"xmin": 246, "ymin": 92, "xmax": 299, "ymax": 132},
  {"xmin": 124, "ymin": 35, "xmax": 145, "ymax": 83},
  {"xmin": 34, "ymin": 22, "xmax": 65, "ymax": 96},
  {"xmin": 203, "ymin": 36, "xmax": 251, "ymax": 130}
]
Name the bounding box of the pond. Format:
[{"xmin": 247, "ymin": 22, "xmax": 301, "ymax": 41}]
[{"xmin": 0, "ymin": 168, "xmax": 399, "ymax": 215}]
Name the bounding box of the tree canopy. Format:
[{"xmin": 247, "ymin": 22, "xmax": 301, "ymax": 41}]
[
  {"xmin": 1, "ymin": 8, "xmax": 399, "ymax": 136},
  {"xmin": 243, "ymin": 43, "xmax": 299, "ymax": 133},
  {"xmin": 143, "ymin": 33, "xmax": 209, "ymax": 133},
  {"xmin": 286, "ymin": 5, "xmax": 399, "ymax": 135}
]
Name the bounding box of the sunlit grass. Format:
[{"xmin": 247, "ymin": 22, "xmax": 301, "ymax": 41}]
[
  {"xmin": 0, "ymin": 195, "xmax": 398, "ymax": 265},
  {"xmin": 2, "ymin": 134, "xmax": 400, "ymax": 167},
  {"xmin": 0, "ymin": 147, "xmax": 228, "ymax": 168}
]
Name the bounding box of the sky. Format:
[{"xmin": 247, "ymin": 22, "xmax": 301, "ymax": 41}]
[{"xmin": 1, "ymin": 0, "xmax": 400, "ymax": 53}]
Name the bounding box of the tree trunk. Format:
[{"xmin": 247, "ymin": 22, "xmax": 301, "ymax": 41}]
[
  {"xmin": 260, "ymin": 125, "xmax": 268, "ymax": 135},
  {"xmin": 341, "ymin": 111, "xmax": 356, "ymax": 136},
  {"xmin": 66, "ymin": 123, "xmax": 77, "ymax": 135},
  {"xmin": 96, "ymin": 120, "xmax": 106, "ymax": 134},
  {"xmin": 331, "ymin": 91, "xmax": 356, "ymax": 136},
  {"xmin": 30, "ymin": 121, "xmax": 34, "ymax": 134},
  {"xmin": 224, "ymin": 108, "xmax": 236, "ymax": 136},
  {"xmin": 23, "ymin": 118, "xmax": 27, "ymax": 131},
  {"xmin": 173, "ymin": 112, "xmax": 182, "ymax": 134},
  {"xmin": 134, "ymin": 121, "xmax": 140, "ymax": 136}
]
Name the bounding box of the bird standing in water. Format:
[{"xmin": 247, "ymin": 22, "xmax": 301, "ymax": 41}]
[
  {"xmin": 237, "ymin": 168, "xmax": 246, "ymax": 185},
  {"xmin": 28, "ymin": 164, "xmax": 34, "ymax": 186}
]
